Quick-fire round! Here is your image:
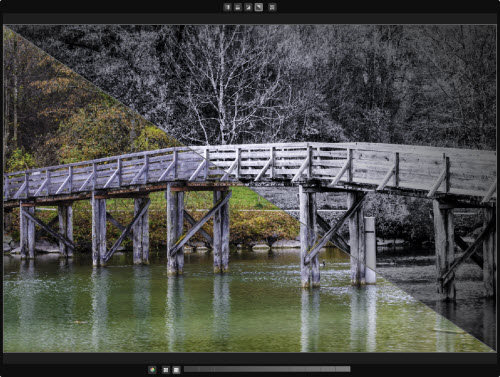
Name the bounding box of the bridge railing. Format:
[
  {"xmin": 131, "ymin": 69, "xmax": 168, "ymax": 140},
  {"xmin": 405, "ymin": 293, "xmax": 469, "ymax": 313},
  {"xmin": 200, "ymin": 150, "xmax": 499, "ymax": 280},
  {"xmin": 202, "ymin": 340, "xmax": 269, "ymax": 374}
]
[
  {"xmin": 193, "ymin": 142, "xmax": 496, "ymax": 202},
  {"xmin": 4, "ymin": 142, "xmax": 496, "ymax": 203},
  {"xmin": 3, "ymin": 147, "xmax": 229, "ymax": 201}
]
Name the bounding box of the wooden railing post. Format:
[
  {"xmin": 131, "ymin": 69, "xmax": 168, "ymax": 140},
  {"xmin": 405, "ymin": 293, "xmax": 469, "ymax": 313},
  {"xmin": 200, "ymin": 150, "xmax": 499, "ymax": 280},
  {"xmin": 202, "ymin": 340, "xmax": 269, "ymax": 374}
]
[
  {"xmin": 68, "ymin": 166, "xmax": 73, "ymax": 193},
  {"xmin": 144, "ymin": 155, "xmax": 149, "ymax": 183},
  {"xmin": 347, "ymin": 148, "xmax": 353, "ymax": 182},
  {"xmin": 93, "ymin": 163, "xmax": 97, "ymax": 190},
  {"xmin": 270, "ymin": 146, "xmax": 275, "ymax": 179},
  {"xmin": 204, "ymin": 149, "xmax": 209, "ymax": 180},
  {"xmin": 25, "ymin": 173, "xmax": 29, "ymax": 198},
  {"xmin": 117, "ymin": 158, "xmax": 122, "ymax": 187},
  {"xmin": 46, "ymin": 169, "xmax": 51, "ymax": 195},
  {"xmin": 306, "ymin": 144, "xmax": 312, "ymax": 179},
  {"xmin": 444, "ymin": 154, "xmax": 450, "ymax": 193},
  {"xmin": 236, "ymin": 147, "xmax": 241, "ymax": 179},
  {"xmin": 173, "ymin": 150, "xmax": 178, "ymax": 179},
  {"xmin": 393, "ymin": 152, "xmax": 399, "ymax": 187}
]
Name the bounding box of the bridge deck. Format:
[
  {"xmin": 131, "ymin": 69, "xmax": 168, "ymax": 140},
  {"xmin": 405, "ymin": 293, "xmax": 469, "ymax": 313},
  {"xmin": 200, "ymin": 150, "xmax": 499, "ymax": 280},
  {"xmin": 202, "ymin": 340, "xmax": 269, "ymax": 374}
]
[{"xmin": 3, "ymin": 142, "xmax": 496, "ymax": 209}]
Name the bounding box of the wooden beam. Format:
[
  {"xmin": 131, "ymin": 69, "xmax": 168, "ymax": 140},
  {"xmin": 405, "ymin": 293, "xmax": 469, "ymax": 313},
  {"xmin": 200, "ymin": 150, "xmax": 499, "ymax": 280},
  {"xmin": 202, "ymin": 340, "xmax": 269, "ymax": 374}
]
[
  {"xmin": 189, "ymin": 159, "xmax": 207, "ymax": 181},
  {"xmin": 22, "ymin": 208, "xmax": 76, "ymax": 250},
  {"xmin": 170, "ymin": 190, "xmax": 232, "ymax": 257},
  {"xmin": 35, "ymin": 214, "xmax": 58, "ymax": 239},
  {"xmin": 442, "ymin": 217, "xmax": 495, "ymax": 287},
  {"xmin": 304, "ymin": 192, "xmax": 366, "ymax": 265},
  {"xmin": 221, "ymin": 159, "xmax": 238, "ymax": 181},
  {"xmin": 330, "ymin": 156, "xmax": 350, "ymax": 186},
  {"xmin": 55, "ymin": 175, "xmax": 71, "ymax": 195},
  {"xmin": 455, "ymin": 234, "xmax": 483, "ymax": 269},
  {"xmin": 13, "ymin": 181, "xmax": 27, "ymax": 199},
  {"xmin": 481, "ymin": 179, "xmax": 496, "ymax": 203},
  {"xmin": 103, "ymin": 198, "xmax": 151, "ymax": 262},
  {"xmin": 183, "ymin": 210, "xmax": 213, "ymax": 245},
  {"xmin": 316, "ymin": 213, "xmax": 351, "ymax": 253},
  {"xmin": 157, "ymin": 159, "xmax": 176, "ymax": 182},
  {"xmin": 130, "ymin": 161, "xmax": 148, "ymax": 185},
  {"xmin": 79, "ymin": 172, "xmax": 94, "ymax": 192},
  {"xmin": 254, "ymin": 158, "xmax": 273, "ymax": 182},
  {"xmin": 34, "ymin": 176, "xmax": 49, "ymax": 196},
  {"xmin": 106, "ymin": 212, "xmax": 133, "ymax": 241},
  {"xmin": 427, "ymin": 156, "xmax": 449, "ymax": 197},
  {"xmin": 291, "ymin": 157, "xmax": 310, "ymax": 183},
  {"xmin": 104, "ymin": 166, "xmax": 120, "ymax": 188},
  {"xmin": 376, "ymin": 162, "xmax": 396, "ymax": 191},
  {"xmin": 393, "ymin": 152, "xmax": 399, "ymax": 187}
]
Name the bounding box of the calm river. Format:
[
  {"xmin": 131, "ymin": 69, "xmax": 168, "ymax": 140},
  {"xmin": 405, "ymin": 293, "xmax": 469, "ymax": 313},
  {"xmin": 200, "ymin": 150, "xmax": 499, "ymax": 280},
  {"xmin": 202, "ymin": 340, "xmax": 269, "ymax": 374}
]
[{"xmin": 3, "ymin": 248, "xmax": 493, "ymax": 352}]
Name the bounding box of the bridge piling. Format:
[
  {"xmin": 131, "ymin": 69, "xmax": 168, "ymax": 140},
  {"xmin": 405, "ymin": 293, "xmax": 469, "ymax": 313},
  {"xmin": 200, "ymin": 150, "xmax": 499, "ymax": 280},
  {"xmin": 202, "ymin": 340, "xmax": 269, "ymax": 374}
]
[
  {"xmin": 58, "ymin": 204, "xmax": 73, "ymax": 257},
  {"xmin": 213, "ymin": 191, "xmax": 222, "ymax": 273},
  {"xmin": 483, "ymin": 207, "xmax": 496, "ymax": 297},
  {"xmin": 349, "ymin": 192, "xmax": 366, "ymax": 286},
  {"xmin": 92, "ymin": 193, "xmax": 107, "ymax": 267},
  {"xmin": 166, "ymin": 186, "xmax": 184, "ymax": 275},
  {"xmin": 221, "ymin": 193, "xmax": 230, "ymax": 273},
  {"xmin": 299, "ymin": 185, "xmax": 318, "ymax": 288},
  {"xmin": 133, "ymin": 196, "xmax": 150, "ymax": 264},
  {"xmin": 432, "ymin": 200, "xmax": 456, "ymax": 301}
]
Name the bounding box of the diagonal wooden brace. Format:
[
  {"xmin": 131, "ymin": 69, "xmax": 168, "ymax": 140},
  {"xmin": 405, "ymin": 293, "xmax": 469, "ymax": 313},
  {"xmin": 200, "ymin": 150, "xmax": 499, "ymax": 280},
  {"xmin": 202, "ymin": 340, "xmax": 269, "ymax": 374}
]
[
  {"xmin": 316, "ymin": 213, "xmax": 351, "ymax": 253},
  {"xmin": 22, "ymin": 209, "xmax": 76, "ymax": 250},
  {"xmin": 304, "ymin": 192, "xmax": 366, "ymax": 265},
  {"xmin": 183, "ymin": 210, "xmax": 213, "ymax": 245},
  {"xmin": 441, "ymin": 217, "xmax": 495, "ymax": 287},
  {"xmin": 106, "ymin": 212, "xmax": 133, "ymax": 241},
  {"xmin": 170, "ymin": 190, "xmax": 232, "ymax": 257},
  {"xmin": 103, "ymin": 198, "xmax": 151, "ymax": 262}
]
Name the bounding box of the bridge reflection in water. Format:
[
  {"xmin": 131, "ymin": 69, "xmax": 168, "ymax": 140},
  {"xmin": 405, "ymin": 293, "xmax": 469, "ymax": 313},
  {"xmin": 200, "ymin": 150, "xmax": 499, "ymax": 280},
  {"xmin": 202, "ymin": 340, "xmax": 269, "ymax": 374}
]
[{"xmin": 3, "ymin": 252, "xmax": 493, "ymax": 352}]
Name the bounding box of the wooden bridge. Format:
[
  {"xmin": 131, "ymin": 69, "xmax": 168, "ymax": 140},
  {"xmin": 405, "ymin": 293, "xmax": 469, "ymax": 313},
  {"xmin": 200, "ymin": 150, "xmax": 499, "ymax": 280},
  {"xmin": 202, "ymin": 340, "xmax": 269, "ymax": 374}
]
[{"xmin": 3, "ymin": 142, "xmax": 497, "ymax": 300}]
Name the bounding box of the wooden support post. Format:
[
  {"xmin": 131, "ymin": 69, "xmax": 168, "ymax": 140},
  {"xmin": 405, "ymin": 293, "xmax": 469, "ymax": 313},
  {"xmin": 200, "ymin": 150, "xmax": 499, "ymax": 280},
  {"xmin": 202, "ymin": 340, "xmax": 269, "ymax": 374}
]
[
  {"xmin": 483, "ymin": 206, "xmax": 496, "ymax": 297},
  {"xmin": 20, "ymin": 204, "xmax": 28, "ymax": 259},
  {"xmin": 221, "ymin": 192, "xmax": 230, "ymax": 273},
  {"xmin": 364, "ymin": 217, "xmax": 376, "ymax": 284},
  {"xmin": 432, "ymin": 200, "xmax": 456, "ymax": 301},
  {"xmin": 133, "ymin": 198, "xmax": 144, "ymax": 264},
  {"xmin": 58, "ymin": 204, "xmax": 73, "ymax": 257},
  {"xmin": 299, "ymin": 186, "xmax": 318, "ymax": 288},
  {"xmin": 27, "ymin": 206, "xmax": 35, "ymax": 259},
  {"xmin": 133, "ymin": 196, "xmax": 150, "ymax": 265},
  {"xmin": 213, "ymin": 190, "xmax": 222, "ymax": 273},
  {"xmin": 142, "ymin": 197, "xmax": 150, "ymax": 265},
  {"xmin": 176, "ymin": 192, "xmax": 184, "ymax": 274},
  {"xmin": 166, "ymin": 186, "xmax": 179, "ymax": 275},
  {"xmin": 91, "ymin": 192, "xmax": 105, "ymax": 267},
  {"xmin": 349, "ymin": 192, "xmax": 366, "ymax": 285},
  {"xmin": 99, "ymin": 198, "xmax": 107, "ymax": 266}
]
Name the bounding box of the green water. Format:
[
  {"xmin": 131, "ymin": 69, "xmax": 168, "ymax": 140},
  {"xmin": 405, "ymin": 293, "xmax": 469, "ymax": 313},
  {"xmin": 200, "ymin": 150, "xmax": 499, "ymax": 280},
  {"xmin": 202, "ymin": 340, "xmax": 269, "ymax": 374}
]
[{"xmin": 3, "ymin": 248, "xmax": 493, "ymax": 352}]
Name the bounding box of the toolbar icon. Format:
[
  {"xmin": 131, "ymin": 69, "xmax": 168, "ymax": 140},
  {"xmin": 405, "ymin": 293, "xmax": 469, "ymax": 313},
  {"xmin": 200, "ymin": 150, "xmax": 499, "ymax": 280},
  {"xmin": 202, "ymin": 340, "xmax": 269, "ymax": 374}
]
[
  {"xmin": 161, "ymin": 366, "xmax": 171, "ymax": 374},
  {"xmin": 234, "ymin": 3, "xmax": 242, "ymax": 11},
  {"xmin": 268, "ymin": 3, "xmax": 277, "ymax": 11},
  {"xmin": 254, "ymin": 3, "xmax": 263, "ymax": 11},
  {"xmin": 148, "ymin": 366, "xmax": 158, "ymax": 375},
  {"xmin": 244, "ymin": 3, "xmax": 253, "ymax": 11},
  {"xmin": 223, "ymin": 3, "xmax": 232, "ymax": 11}
]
